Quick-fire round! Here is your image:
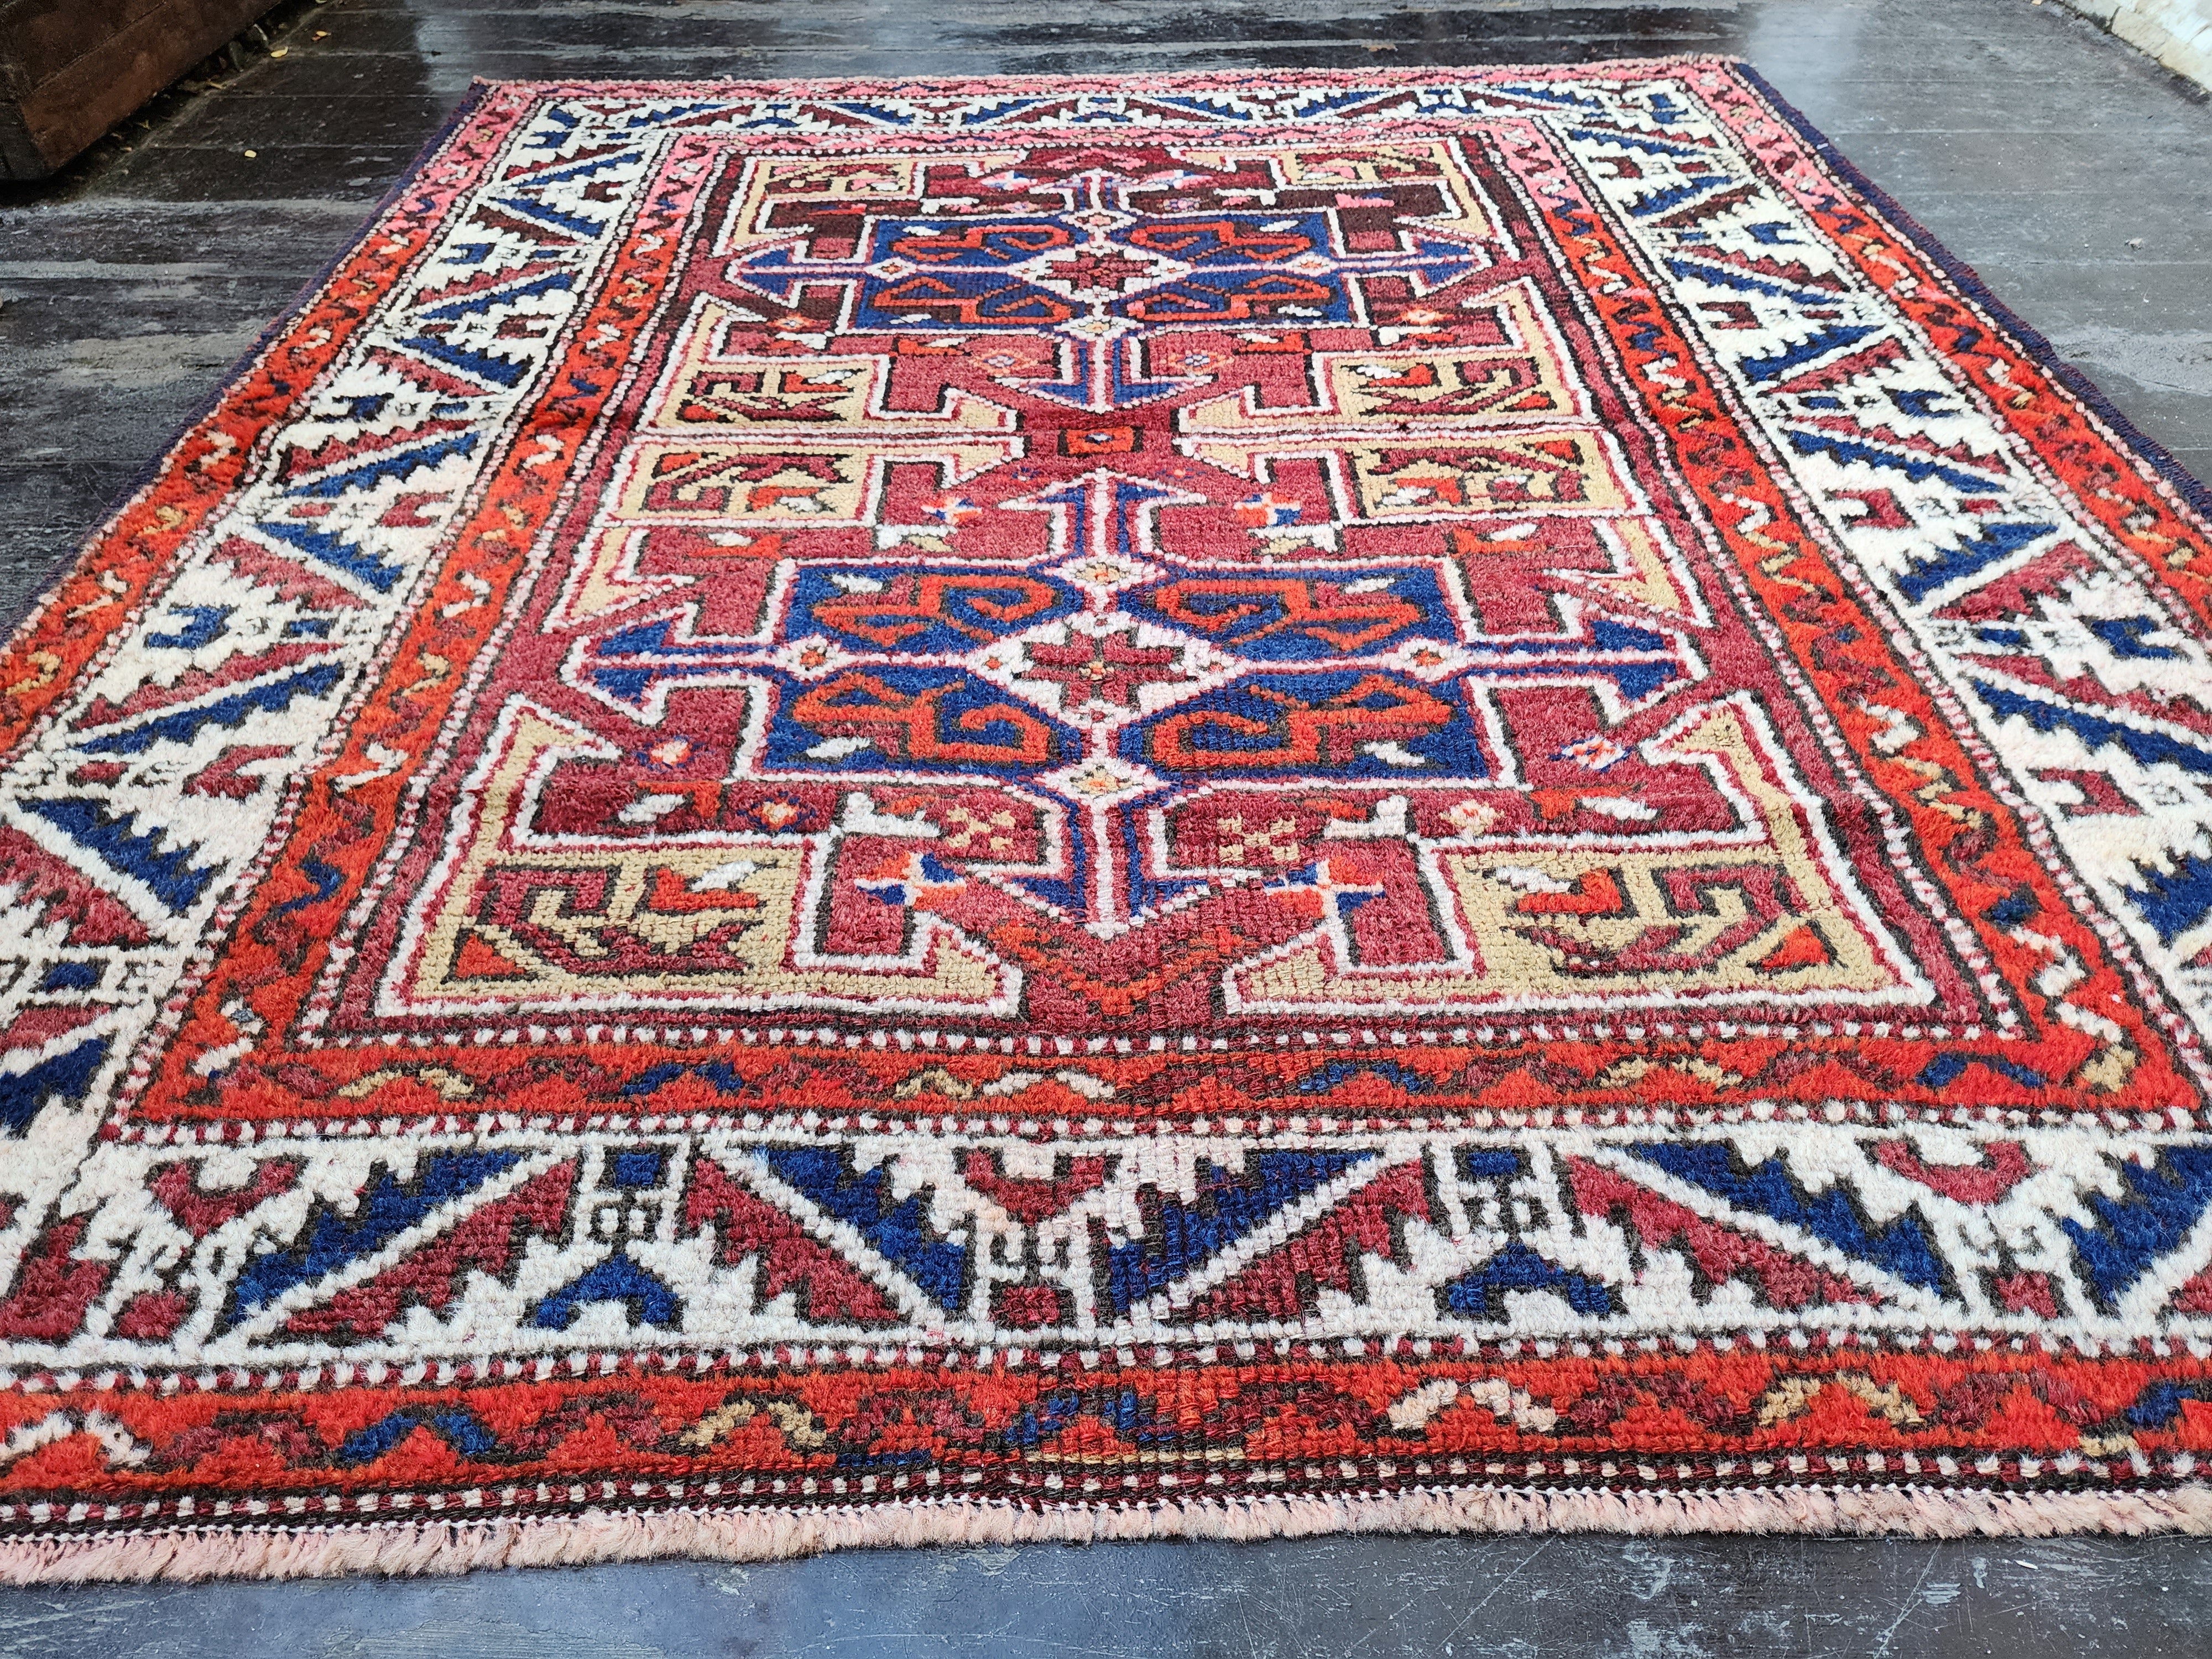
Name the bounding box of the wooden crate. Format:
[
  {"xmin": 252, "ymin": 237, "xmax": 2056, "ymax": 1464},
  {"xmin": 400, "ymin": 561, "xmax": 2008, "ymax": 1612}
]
[{"xmin": 0, "ymin": 0, "xmax": 275, "ymax": 179}]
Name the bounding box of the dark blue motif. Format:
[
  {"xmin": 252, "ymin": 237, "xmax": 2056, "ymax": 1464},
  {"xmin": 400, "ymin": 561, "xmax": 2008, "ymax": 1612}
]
[
  {"xmin": 418, "ymin": 268, "xmax": 574, "ymax": 322},
  {"xmin": 24, "ymin": 799, "xmax": 218, "ymax": 912},
  {"xmin": 0, "ymin": 1036, "xmax": 108, "ymax": 1136},
  {"xmin": 2060, "ymin": 1147, "xmax": 2212, "ymax": 1313},
  {"xmin": 1460, "ymin": 1149, "xmax": 1526, "ymax": 1182},
  {"xmin": 1000, "ymin": 1387, "xmax": 1180, "ymax": 1452},
  {"xmin": 335, "ymin": 1407, "xmax": 500, "ymax": 1467},
  {"xmin": 763, "ymin": 1146, "xmax": 968, "ymax": 1313},
  {"xmin": 79, "ymin": 664, "xmax": 344, "ymax": 755},
  {"xmin": 1975, "ymin": 680, "xmax": 2212, "ymax": 784},
  {"xmin": 483, "ymin": 192, "xmax": 601, "ymax": 239},
  {"xmin": 1665, "ymin": 257, "xmax": 1836, "ymax": 305},
  {"xmin": 2088, "ymin": 615, "xmax": 2179, "ymax": 661},
  {"xmin": 1894, "ymin": 521, "xmax": 2054, "ymax": 605},
  {"xmin": 1293, "ymin": 1059, "xmax": 1433, "ymax": 1095},
  {"xmin": 390, "ymin": 333, "xmax": 530, "ymax": 389},
  {"xmin": 226, "ymin": 1151, "xmax": 523, "ymax": 1324},
  {"xmin": 258, "ymin": 520, "xmax": 409, "ymax": 594},
  {"xmin": 1441, "ymin": 1242, "xmax": 1617, "ymax": 1318},
  {"xmin": 271, "ymin": 857, "xmax": 346, "ymax": 920},
  {"xmin": 1102, "ymin": 1151, "xmax": 1371, "ymax": 1316},
  {"xmin": 622, "ymin": 1061, "xmax": 752, "ymax": 1099},
  {"xmin": 840, "ymin": 211, "xmax": 1369, "ymax": 332},
  {"xmin": 2123, "ymin": 1379, "xmax": 2212, "ymax": 1431},
  {"xmin": 609, "ymin": 1150, "xmax": 667, "ymax": 1188},
  {"xmin": 1915, "ymin": 1053, "xmax": 2047, "ymax": 1091},
  {"xmin": 146, "ymin": 606, "xmax": 232, "ymax": 650},
  {"xmin": 2125, "ymin": 849, "xmax": 2212, "ymax": 945},
  {"xmin": 531, "ymin": 1253, "xmax": 682, "ymax": 1331},
  {"xmin": 1739, "ymin": 323, "xmax": 1879, "ymax": 383},
  {"xmin": 1783, "ymin": 429, "xmax": 2007, "ymax": 496},
  {"xmin": 284, "ymin": 430, "xmax": 479, "ymax": 499},
  {"xmin": 1633, "ymin": 1141, "xmax": 1948, "ymax": 1292}
]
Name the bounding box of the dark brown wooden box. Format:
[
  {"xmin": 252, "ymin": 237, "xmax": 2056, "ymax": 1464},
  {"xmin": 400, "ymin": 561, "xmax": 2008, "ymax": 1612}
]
[{"xmin": 0, "ymin": 0, "xmax": 273, "ymax": 179}]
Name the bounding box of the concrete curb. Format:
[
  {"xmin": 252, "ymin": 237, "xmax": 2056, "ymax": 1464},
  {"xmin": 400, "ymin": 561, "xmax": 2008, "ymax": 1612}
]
[{"xmin": 2057, "ymin": 0, "xmax": 2212, "ymax": 93}]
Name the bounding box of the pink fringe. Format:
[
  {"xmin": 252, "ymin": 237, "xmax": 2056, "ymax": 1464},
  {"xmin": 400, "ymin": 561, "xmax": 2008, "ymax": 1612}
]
[{"xmin": 4, "ymin": 1483, "xmax": 2211, "ymax": 1585}]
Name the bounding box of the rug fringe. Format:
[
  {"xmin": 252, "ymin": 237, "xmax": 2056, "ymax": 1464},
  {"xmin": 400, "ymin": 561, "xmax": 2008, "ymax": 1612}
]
[{"xmin": 4, "ymin": 1484, "xmax": 2211, "ymax": 1585}]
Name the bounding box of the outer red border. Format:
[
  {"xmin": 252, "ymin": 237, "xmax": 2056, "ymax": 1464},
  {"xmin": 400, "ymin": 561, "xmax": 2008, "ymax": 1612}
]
[{"xmin": 0, "ymin": 85, "xmax": 504, "ymax": 755}]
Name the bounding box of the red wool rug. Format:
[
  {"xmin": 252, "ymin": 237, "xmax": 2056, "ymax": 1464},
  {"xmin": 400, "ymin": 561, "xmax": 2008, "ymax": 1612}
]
[{"xmin": 4, "ymin": 60, "xmax": 2212, "ymax": 1582}]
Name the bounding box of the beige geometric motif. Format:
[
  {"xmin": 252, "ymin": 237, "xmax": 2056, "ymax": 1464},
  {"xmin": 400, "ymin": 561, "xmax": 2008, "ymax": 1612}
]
[
  {"xmin": 1243, "ymin": 138, "xmax": 1498, "ymax": 234},
  {"xmin": 648, "ymin": 299, "xmax": 1020, "ymax": 434},
  {"xmin": 1180, "ymin": 283, "xmax": 1580, "ymax": 430},
  {"xmin": 712, "ymin": 153, "xmax": 1025, "ymax": 254},
  {"xmin": 938, "ymin": 804, "xmax": 1022, "ymax": 858},
  {"xmin": 1226, "ymin": 697, "xmax": 1932, "ymax": 1014},
  {"xmin": 594, "ymin": 293, "xmax": 1023, "ymax": 529},
  {"xmin": 1343, "ymin": 431, "xmax": 1636, "ymax": 517},
  {"xmin": 1215, "ymin": 815, "xmax": 1304, "ymax": 869},
  {"xmin": 390, "ymin": 702, "xmax": 1019, "ymax": 1017}
]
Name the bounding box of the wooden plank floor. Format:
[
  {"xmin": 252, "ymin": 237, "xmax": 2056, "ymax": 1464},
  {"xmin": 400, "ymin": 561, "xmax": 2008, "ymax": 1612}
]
[{"xmin": 0, "ymin": 2, "xmax": 2210, "ymax": 1651}]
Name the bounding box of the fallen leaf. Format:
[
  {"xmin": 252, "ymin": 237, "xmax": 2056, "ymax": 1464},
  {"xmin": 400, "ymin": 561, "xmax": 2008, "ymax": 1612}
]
[{"xmin": 270, "ymin": 46, "xmax": 288, "ymax": 58}]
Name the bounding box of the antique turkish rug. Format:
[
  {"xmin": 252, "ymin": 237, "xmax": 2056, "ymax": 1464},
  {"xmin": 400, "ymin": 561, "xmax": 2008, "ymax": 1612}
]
[{"xmin": 4, "ymin": 60, "xmax": 2212, "ymax": 1582}]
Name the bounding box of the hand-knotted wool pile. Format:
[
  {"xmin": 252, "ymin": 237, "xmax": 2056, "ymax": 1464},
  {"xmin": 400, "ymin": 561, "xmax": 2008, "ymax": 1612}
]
[{"xmin": 6, "ymin": 60, "xmax": 2212, "ymax": 1581}]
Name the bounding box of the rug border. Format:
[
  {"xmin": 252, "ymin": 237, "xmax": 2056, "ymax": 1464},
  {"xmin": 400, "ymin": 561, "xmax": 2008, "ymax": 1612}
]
[
  {"xmin": 1734, "ymin": 64, "xmax": 2212, "ymax": 524},
  {"xmin": 8, "ymin": 59, "xmax": 2212, "ymax": 1584},
  {"xmin": 0, "ymin": 80, "xmax": 497, "ymax": 651},
  {"xmin": 1, "ymin": 1482, "xmax": 2209, "ymax": 1584}
]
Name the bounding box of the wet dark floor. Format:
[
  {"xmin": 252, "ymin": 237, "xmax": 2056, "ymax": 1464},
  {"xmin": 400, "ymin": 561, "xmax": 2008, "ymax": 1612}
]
[
  {"xmin": 2, "ymin": 0, "xmax": 2210, "ymax": 1651},
  {"xmin": 6, "ymin": 1531, "xmax": 2212, "ymax": 1656}
]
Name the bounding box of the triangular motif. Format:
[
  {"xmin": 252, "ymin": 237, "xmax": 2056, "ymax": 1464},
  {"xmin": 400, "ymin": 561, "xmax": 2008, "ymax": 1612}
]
[
  {"xmin": 280, "ymin": 1161, "xmax": 578, "ymax": 1343},
  {"xmin": 683, "ymin": 1157, "xmax": 904, "ymax": 1327}
]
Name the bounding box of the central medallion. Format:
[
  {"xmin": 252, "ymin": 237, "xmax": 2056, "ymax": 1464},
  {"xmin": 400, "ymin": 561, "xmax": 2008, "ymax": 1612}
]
[
  {"xmin": 846, "ymin": 211, "xmax": 1349, "ymax": 336},
  {"xmin": 325, "ymin": 135, "xmax": 1939, "ymax": 1030}
]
